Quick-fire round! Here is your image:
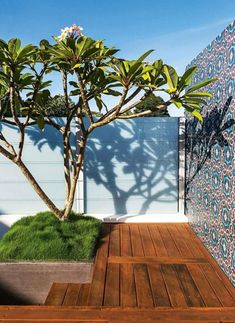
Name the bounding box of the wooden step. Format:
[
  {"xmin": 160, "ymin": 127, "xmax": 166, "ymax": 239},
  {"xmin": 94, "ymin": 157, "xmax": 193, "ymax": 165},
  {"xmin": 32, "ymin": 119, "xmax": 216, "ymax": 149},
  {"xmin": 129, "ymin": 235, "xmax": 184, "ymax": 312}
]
[
  {"xmin": 0, "ymin": 306, "xmax": 235, "ymax": 322},
  {"xmin": 45, "ymin": 283, "xmax": 90, "ymax": 306}
]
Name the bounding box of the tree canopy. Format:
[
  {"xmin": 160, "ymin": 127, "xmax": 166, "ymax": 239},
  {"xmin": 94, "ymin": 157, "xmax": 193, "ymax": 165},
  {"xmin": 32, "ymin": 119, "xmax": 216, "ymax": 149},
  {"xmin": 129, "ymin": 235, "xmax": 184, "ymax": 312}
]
[{"xmin": 0, "ymin": 25, "xmax": 216, "ymax": 219}]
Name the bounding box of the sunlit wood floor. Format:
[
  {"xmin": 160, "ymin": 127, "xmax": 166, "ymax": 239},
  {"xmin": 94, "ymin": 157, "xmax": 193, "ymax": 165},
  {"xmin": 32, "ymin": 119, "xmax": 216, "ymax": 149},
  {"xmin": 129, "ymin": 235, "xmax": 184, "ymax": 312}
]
[{"xmin": 0, "ymin": 223, "xmax": 234, "ymax": 322}]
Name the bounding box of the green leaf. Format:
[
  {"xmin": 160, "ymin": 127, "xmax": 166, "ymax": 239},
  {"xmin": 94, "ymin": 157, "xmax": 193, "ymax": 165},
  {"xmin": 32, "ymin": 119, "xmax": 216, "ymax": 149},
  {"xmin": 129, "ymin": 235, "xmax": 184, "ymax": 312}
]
[
  {"xmin": 39, "ymin": 39, "xmax": 50, "ymax": 49},
  {"xmin": 164, "ymin": 88, "xmax": 177, "ymax": 94},
  {"xmin": 178, "ymin": 66, "xmax": 198, "ymax": 90},
  {"xmin": 98, "ymin": 66, "xmax": 110, "ymax": 73},
  {"xmin": 171, "ymin": 99, "xmax": 182, "ymax": 108},
  {"xmin": 192, "ymin": 110, "xmax": 203, "ymax": 122},
  {"xmin": 39, "ymin": 80, "xmax": 52, "ymax": 90},
  {"xmin": 70, "ymin": 89, "xmax": 80, "ymax": 96},
  {"xmin": 163, "ymin": 65, "xmax": 178, "ymax": 89},
  {"xmin": 0, "ymin": 39, "xmax": 8, "ymax": 50},
  {"xmin": 153, "ymin": 59, "xmax": 163, "ymax": 71},
  {"xmin": 94, "ymin": 95, "xmax": 103, "ymax": 111},
  {"xmin": 109, "ymin": 73, "xmax": 122, "ymax": 83},
  {"xmin": 69, "ymin": 81, "xmax": 79, "ymax": 88},
  {"xmin": 37, "ymin": 115, "xmax": 45, "ymax": 130},
  {"xmin": 73, "ymin": 63, "xmax": 81, "ymax": 69},
  {"xmin": 187, "ymin": 103, "xmax": 202, "ymax": 110},
  {"xmin": 186, "ymin": 78, "xmax": 217, "ymax": 93},
  {"xmin": 8, "ymin": 38, "xmax": 21, "ymax": 54},
  {"xmin": 185, "ymin": 92, "xmax": 212, "ymax": 98},
  {"xmin": 20, "ymin": 106, "xmax": 30, "ymax": 111},
  {"xmin": 184, "ymin": 97, "xmax": 207, "ymax": 105},
  {"xmin": 50, "ymin": 46, "xmax": 73, "ymax": 59},
  {"xmin": 17, "ymin": 45, "xmax": 36, "ymax": 59},
  {"xmin": 76, "ymin": 36, "xmax": 94, "ymax": 56},
  {"xmin": 103, "ymin": 88, "xmax": 121, "ymax": 96},
  {"xmin": 118, "ymin": 61, "xmax": 128, "ymax": 77},
  {"xmin": 137, "ymin": 49, "xmax": 154, "ymax": 62}
]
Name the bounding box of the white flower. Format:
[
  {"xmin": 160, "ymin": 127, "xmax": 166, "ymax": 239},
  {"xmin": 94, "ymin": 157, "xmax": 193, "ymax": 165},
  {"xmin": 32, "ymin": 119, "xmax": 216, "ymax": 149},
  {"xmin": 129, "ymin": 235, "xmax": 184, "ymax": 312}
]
[{"xmin": 57, "ymin": 24, "xmax": 83, "ymax": 41}]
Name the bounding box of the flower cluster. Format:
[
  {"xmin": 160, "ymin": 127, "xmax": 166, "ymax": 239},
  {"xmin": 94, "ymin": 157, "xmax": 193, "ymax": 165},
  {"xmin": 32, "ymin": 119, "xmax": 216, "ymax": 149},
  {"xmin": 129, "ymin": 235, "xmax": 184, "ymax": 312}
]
[{"xmin": 57, "ymin": 24, "xmax": 83, "ymax": 41}]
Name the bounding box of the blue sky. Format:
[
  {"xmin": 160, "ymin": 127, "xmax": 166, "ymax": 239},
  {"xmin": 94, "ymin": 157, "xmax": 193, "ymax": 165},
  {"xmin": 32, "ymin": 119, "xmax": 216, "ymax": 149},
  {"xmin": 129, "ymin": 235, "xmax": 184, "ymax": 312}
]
[{"xmin": 0, "ymin": 0, "xmax": 234, "ymax": 115}]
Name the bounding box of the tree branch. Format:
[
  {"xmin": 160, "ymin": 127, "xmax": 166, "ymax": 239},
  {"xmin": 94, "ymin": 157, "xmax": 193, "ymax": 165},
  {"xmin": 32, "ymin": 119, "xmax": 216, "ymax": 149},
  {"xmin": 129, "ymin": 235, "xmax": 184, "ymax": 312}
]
[
  {"xmin": 45, "ymin": 117, "xmax": 64, "ymax": 134},
  {"xmin": 75, "ymin": 70, "xmax": 94, "ymax": 124},
  {"xmin": 0, "ymin": 132, "xmax": 16, "ymax": 156},
  {"xmin": 15, "ymin": 159, "xmax": 63, "ymax": 219},
  {"xmin": 0, "ymin": 144, "xmax": 15, "ymax": 160},
  {"xmin": 118, "ymin": 97, "xmax": 146, "ymax": 115},
  {"xmin": 98, "ymin": 87, "xmax": 132, "ymax": 122},
  {"xmin": 119, "ymin": 99, "xmax": 171, "ymax": 116},
  {"xmin": 117, "ymin": 110, "xmax": 153, "ymax": 119},
  {"xmin": 24, "ymin": 63, "xmax": 48, "ymax": 127},
  {"xmin": 61, "ymin": 70, "xmax": 70, "ymax": 113},
  {"xmin": 9, "ymin": 75, "xmax": 25, "ymax": 162},
  {"xmin": 123, "ymin": 87, "xmax": 142, "ymax": 105},
  {"xmin": 115, "ymin": 86, "xmax": 128, "ymax": 115}
]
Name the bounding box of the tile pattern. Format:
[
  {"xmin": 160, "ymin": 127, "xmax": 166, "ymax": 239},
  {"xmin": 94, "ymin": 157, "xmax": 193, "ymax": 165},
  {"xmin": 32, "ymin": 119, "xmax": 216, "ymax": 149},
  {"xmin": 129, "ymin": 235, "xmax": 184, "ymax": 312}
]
[{"xmin": 185, "ymin": 20, "xmax": 235, "ymax": 286}]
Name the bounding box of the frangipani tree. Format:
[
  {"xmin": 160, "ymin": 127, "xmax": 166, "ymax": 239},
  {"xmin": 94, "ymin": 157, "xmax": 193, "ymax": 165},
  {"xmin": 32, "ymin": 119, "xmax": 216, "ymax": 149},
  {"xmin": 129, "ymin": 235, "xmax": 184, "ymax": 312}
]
[{"xmin": 0, "ymin": 25, "xmax": 215, "ymax": 220}]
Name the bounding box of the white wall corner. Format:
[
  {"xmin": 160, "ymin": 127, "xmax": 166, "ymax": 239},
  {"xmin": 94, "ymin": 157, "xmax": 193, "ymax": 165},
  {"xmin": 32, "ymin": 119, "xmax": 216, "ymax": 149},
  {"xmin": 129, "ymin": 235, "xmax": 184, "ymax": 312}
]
[{"xmin": 178, "ymin": 117, "xmax": 185, "ymax": 215}]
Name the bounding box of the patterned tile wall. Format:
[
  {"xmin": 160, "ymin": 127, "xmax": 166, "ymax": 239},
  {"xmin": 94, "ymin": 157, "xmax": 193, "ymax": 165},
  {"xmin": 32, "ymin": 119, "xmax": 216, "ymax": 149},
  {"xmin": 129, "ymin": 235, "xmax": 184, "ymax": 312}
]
[{"xmin": 185, "ymin": 20, "xmax": 235, "ymax": 286}]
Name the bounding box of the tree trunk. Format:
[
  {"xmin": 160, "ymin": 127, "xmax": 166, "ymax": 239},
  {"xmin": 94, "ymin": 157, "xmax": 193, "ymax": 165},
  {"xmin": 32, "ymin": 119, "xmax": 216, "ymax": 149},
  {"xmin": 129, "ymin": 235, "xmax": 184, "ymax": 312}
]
[
  {"xmin": 16, "ymin": 160, "xmax": 63, "ymax": 219},
  {"xmin": 62, "ymin": 177, "xmax": 77, "ymax": 220},
  {"xmin": 63, "ymin": 132, "xmax": 71, "ymax": 205},
  {"xmin": 61, "ymin": 137, "xmax": 87, "ymax": 220}
]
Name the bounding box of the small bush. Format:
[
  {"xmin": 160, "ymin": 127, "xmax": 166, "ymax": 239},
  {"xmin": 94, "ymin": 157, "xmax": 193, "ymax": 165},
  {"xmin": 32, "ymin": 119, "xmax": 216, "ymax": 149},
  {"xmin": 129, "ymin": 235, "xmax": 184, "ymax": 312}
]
[{"xmin": 0, "ymin": 212, "xmax": 102, "ymax": 261}]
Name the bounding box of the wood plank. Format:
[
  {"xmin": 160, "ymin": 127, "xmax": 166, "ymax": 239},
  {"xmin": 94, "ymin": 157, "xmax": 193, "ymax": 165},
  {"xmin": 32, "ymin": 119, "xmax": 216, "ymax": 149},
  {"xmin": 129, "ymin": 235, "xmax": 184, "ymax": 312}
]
[
  {"xmin": 88, "ymin": 224, "xmax": 110, "ymax": 306},
  {"xmin": 43, "ymin": 223, "xmax": 235, "ymax": 314},
  {"xmin": 200, "ymin": 263, "xmax": 235, "ymax": 307},
  {"xmin": 104, "ymin": 263, "xmax": 120, "ymax": 307},
  {"xmin": 157, "ymin": 225, "xmax": 181, "ymax": 257},
  {"xmin": 120, "ymin": 224, "xmax": 132, "ymax": 256},
  {"xmin": 167, "ymin": 224, "xmax": 193, "ymax": 258},
  {"xmin": 63, "ymin": 284, "xmax": 81, "ymax": 306},
  {"xmin": 109, "ymin": 224, "xmax": 120, "ymax": 257},
  {"xmin": 0, "ymin": 320, "xmax": 219, "ymax": 323},
  {"xmin": 161, "ymin": 264, "xmax": 187, "ymax": 307},
  {"xmin": 148, "ymin": 224, "xmax": 168, "ymax": 257},
  {"xmin": 76, "ymin": 284, "xmax": 90, "ymax": 306},
  {"xmin": 120, "ymin": 264, "xmax": 136, "ymax": 307},
  {"xmin": 0, "ymin": 321, "xmax": 108, "ymax": 323},
  {"xmin": 182, "ymin": 224, "xmax": 206, "ymax": 257},
  {"xmin": 187, "ymin": 264, "xmax": 222, "ymax": 307},
  {"xmin": 1, "ymin": 307, "xmax": 235, "ymax": 322},
  {"xmin": 174, "ymin": 264, "xmax": 205, "ymax": 307},
  {"xmin": 147, "ymin": 263, "xmax": 171, "ymax": 307},
  {"xmin": 44, "ymin": 283, "xmax": 68, "ymax": 306},
  {"xmin": 108, "ymin": 256, "xmax": 208, "ymax": 264},
  {"xmin": 134, "ymin": 263, "xmax": 154, "ymax": 307},
  {"xmin": 139, "ymin": 225, "xmax": 156, "ymax": 256},
  {"xmin": 130, "ymin": 224, "xmax": 144, "ymax": 256},
  {"xmin": 188, "ymin": 225, "xmax": 235, "ymax": 299}
]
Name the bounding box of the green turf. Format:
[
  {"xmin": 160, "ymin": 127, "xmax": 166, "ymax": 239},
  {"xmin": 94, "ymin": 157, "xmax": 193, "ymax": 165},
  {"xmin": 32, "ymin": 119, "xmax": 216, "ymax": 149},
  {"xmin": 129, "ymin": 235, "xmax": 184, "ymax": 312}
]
[{"xmin": 0, "ymin": 211, "xmax": 102, "ymax": 261}]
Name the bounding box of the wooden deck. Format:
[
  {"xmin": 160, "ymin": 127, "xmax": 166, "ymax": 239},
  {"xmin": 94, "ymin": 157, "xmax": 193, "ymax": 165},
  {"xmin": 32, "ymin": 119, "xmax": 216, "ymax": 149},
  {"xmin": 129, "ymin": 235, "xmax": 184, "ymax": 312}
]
[{"xmin": 0, "ymin": 223, "xmax": 235, "ymax": 322}]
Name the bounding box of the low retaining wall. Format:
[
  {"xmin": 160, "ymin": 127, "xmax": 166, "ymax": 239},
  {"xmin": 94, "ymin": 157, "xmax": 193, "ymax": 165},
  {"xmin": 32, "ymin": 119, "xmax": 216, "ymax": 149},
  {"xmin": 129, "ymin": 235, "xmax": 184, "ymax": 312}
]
[{"xmin": 0, "ymin": 262, "xmax": 93, "ymax": 305}]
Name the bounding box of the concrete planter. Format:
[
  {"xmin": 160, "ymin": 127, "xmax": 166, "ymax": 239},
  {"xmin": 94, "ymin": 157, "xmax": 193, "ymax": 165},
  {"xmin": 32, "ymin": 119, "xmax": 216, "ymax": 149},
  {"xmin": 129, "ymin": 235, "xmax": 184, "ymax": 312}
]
[{"xmin": 0, "ymin": 261, "xmax": 94, "ymax": 305}]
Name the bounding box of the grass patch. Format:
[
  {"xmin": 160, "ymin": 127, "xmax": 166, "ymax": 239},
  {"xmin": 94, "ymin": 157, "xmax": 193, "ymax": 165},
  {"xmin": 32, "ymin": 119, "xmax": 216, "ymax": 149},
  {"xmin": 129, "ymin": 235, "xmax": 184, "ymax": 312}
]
[{"xmin": 0, "ymin": 211, "xmax": 102, "ymax": 261}]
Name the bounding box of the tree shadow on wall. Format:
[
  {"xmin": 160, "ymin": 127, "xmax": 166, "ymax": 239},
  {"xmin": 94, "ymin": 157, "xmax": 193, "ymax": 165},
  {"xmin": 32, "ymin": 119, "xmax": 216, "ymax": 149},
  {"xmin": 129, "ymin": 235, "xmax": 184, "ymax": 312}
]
[
  {"xmin": 84, "ymin": 119, "xmax": 178, "ymax": 215},
  {"xmin": 0, "ymin": 117, "xmax": 76, "ymax": 156},
  {"xmin": 0, "ymin": 117, "xmax": 178, "ymax": 215},
  {"xmin": 185, "ymin": 96, "xmax": 234, "ymax": 195}
]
